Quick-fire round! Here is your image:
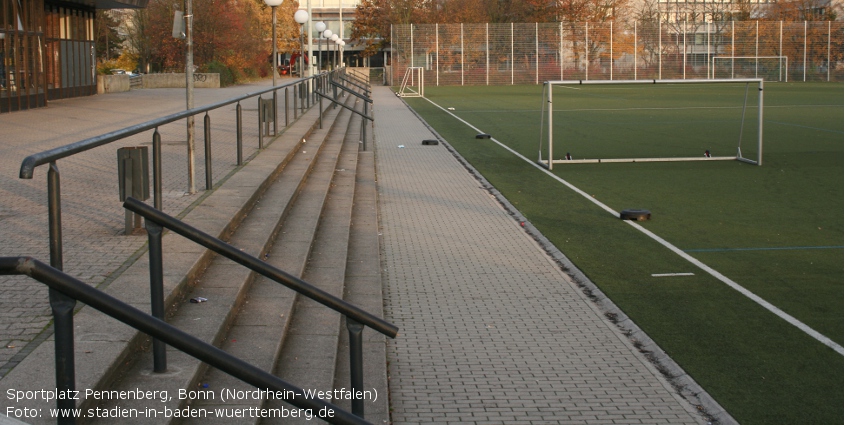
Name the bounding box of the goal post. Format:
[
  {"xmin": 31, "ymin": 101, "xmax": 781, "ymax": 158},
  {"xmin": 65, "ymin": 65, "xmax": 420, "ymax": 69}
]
[
  {"xmin": 712, "ymin": 56, "xmax": 788, "ymax": 82},
  {"xmin": 397, "ymin": 67, "xmax": 424, "ymax": 97},
  {"xmin": 539, "ymin": 79, "xmax": 764, "ymax": 170}
]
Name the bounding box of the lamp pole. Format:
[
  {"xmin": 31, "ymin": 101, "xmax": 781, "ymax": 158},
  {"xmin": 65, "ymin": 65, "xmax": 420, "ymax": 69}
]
[
  {"xmin": 323, "ymin": 29, "xmax": 333, "ymax": 69},
  {"xmin": 264, "ymin": 0, "xmax": 283, "ymax": 87},
  {"xmin": 294, "ymin": 10, "xmax": 309, "ymax": 78},
  {"xmin": 330, "ymin": 34, "xmax": 339, "ymax": 70},
  {"xmin": 315, "ymin": 21, "xmax": 326, "ymax": 73}
]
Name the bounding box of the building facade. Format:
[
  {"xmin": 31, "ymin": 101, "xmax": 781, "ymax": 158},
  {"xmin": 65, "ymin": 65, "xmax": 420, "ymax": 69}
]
[{"xmin": 1, "ymin": 0, "xmax": 146, "ymax": 113}]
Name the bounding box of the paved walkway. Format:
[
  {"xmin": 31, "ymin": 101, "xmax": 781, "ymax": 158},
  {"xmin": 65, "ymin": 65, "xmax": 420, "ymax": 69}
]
[{"xmin": 372, "ymin": 86, "xmax": 704, "ymax": 424}]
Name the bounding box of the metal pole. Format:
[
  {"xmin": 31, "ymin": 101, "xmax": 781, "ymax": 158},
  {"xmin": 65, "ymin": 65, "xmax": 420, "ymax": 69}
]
[
  {"xmin": 758, "ymin": 80, "xmax": 764, "ymax": 166},
  {"xmin": 273, "ymin": 90, "xmax": 278, "ymax": 135},
  {"xmin": 204, "ymin": 113, "xmax": 212, "ymax": 190},
  {"xmin": 259, "ymin": 96, "xmax": 265, "ymax": 147},
  {"xmin": 146, "ymin": 219, "xmax": 167, "ymax": 373},
  {"xmin": 271, "ymin": 6, "xmax": 278, "ymax": 88},
  {"xmin": 363, "ymin": 101, "xmax": 368, "ymax": 151},
  {"xmin": 548, "ymin": 84, "xmax": 553, "ymax": 170},
  {"xmin": 236, "ymin": 103, "xmax": 243, "ymax": 165},
  {"xmin": 48, "ymin": 162, "xmax": 76, "ymax": 424},
  {"xmin": 285, "ymin": 87, "xmax": 290, "ymax": 125},
  {"xmin": 153, "ymin": 129, "xmax": 162, "ymax": 209},
  {"xmin": 49, "ymin": 288, "xmax": 76, "ymax": 425},
  {"xmin": 585, "ymin": 22, "xmax": 589, "ymax": 80},
  {"xmin": 803, "ymin": 21, "xmax": 807, "ymax": 82},
  {"xmin": 48, "ymin": 163, "xmax": 63, "ymax": 270},
  {"xmin": 185, "ymin": 0, "xmax": 196, "ymax": 194},
  {"xmin": 347, "ymin": 318, "xmax": 364, "ymax": 418}
]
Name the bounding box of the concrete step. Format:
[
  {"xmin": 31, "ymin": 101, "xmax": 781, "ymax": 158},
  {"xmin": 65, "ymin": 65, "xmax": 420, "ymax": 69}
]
[
  {"xmin": 330, "ymin": 116, "xmax": 389, "ymax": 425},
  {"xmin": 0, "ymin": 90, "xmax": 347, "ymax": 424},
  {"xmin": 260, "ymin": 101, "xmax": 362, "ymax": 425},
  {"xmin": 176, "ymin": 96, "xmax": 358, "ymax": 425},
  {"xmin": 85, "ymin": 94, "xmax": 358, "ymax": 424}
]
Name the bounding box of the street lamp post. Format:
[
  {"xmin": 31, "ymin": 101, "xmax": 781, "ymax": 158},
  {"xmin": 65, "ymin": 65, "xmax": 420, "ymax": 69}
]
[
  {"xmin": 330, "ymin": 34, "xmax": 339, "ymax": 70},
  {"xmin": 264, "ymin": 0, "xmax": 283, "ymax": 87},
  {"xmin": 322, "ymin": 29, "xmax": 333, "ymax": 70},
  {"xmin": 338, "ymin": 40, "xmax": 345, "ymax": 67},
  {"xmin": 294, "ymin": 10, "xmax": 309, "ymax": 79},
  {"xmin": 315, "ymin": 21, "xmax": 326, "ymax": 73}
]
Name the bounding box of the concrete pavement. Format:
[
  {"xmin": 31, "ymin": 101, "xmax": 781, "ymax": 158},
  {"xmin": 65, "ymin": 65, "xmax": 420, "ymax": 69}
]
[{"xmin": 372, "ymin": 86, "xmax": 711, "ymax": 424}]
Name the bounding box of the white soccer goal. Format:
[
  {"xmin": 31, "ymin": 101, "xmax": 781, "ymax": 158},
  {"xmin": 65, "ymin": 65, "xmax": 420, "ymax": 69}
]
[
  {"xmin": 712, "ymin": 56, "xmax": 788, "ymax": 82},
  {"xmin": 397, "ymin": 67, "xmax": 424, "ymax": 97},
  {"xmin": 539, "ymin": 79, "xmax": 764, "ymax": 170}
]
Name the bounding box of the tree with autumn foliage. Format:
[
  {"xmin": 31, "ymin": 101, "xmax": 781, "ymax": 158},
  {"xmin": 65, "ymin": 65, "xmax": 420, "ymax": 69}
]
[
  {"xmin": 134, "ymin": 0, "xmax": 303, "ymax": 79},
  {"xmin": 350, "ymin": 0, "xmax": 629, "ymax": 58}
]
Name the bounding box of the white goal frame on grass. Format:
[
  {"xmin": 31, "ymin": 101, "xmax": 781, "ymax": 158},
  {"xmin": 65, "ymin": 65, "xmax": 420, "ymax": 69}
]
[
  {"xmin": 397, "ymin": 67, "xmax": 424, "ymax": 97},
  {"xmin": 539, "ymin": 79, "xmax": 764, "ymax": 170},
  {"xmin": 712, "ymin": 56, "xmax": 789, "ymax": 82}
]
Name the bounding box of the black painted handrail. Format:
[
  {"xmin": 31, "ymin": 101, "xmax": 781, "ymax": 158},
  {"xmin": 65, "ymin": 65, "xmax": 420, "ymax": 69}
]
[
  {"xmin": 0, "ymin": 256, "xmax": 371, "ymax": 425},
  {"xmin": 123, "ymin": 197, "xmax": 398, "ymax": 338}
]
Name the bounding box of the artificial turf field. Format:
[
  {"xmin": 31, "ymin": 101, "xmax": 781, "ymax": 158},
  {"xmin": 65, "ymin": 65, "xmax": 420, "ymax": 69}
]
[{"xmin": 401, "ymin": 82, "xmax": 843, "ymax": 424}]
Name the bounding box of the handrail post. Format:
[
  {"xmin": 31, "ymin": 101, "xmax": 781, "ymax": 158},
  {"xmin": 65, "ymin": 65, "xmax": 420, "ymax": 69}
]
[
  {"xmin": 48, "ymin": 162, "xmax": 63, "ymax": 269},
  {"xmin": 300, "ymin": 82, "xmax": 305, "ymax": 114},
  {"xmin": 49, "ymin": 287, "xmax": 77, "ymax": 425},
  {"xmin": 285, "ymin": 87, "xmax": 290, "ymax": 126},
  {"xmin": 293, "ymin": 89, "xmax": 298, "ymax": 120},
  {"xmin": 363, "ymin": 102, "xmax": 368, "ymax": 151},
  {"xmin": 319, "ymin": 94, "xmax": 324, "ymax": 129},
  {"xmin": 347, "ymin": 318, "xmax": 365, "ymax": 418},
  {"xmin": 236, "ymin": 103, "xmax": 243, "ymax": 165},
  {"xmin": 273, "ymin": 90, "xmax": 278, "ymax": 136},
  {"xmin": 152, "ymin": 130, "xmax": 162, "ymax": 210},
  {"xmin": 47, "ymin": 163, "xmax": 77, "ymax": 423},
  {"xmin": 146, "ymin": 219, "xmax": 167, "ymax": 373},
  {"xmin": 204, "ymin": 113, "xmax": 212, "ymax": 190},
  {"xmin": 258, "ymin": 96, "xmax": 265, "ymax": 148}
]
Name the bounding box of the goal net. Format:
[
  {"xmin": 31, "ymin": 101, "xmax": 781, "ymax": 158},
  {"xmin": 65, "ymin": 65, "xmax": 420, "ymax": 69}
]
[
  {"xmin": 538, "ymin": 79, "xmax": 764, "ymax": 170},
  {"xmin": 712, "ymin": 56, "xmax": 788, "ymax": 82},
  {"xmin": 397, "ymin": 67, "xmax": 424, "ymax": 97}
]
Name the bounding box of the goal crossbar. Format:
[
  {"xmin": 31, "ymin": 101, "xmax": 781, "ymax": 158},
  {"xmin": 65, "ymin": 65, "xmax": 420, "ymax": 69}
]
[{"xmin": 540, "ymin": 79, "xmax": 764, "ymax": 170}]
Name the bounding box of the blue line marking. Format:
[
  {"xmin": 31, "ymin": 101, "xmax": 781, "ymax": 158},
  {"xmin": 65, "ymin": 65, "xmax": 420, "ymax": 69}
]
[{"xmin": 684, "ymin": 245, "xmax": 844, "ymax": 253}]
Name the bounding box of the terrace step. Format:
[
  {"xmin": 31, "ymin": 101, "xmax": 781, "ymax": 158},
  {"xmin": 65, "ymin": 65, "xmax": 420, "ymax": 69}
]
[
  {"xmin": 0, "ymin": 88, "xmax": 354, "ymax": 425},
  {"xmin": 86, "ymin": 93, "xmax": 358, "ymax": 424},
  {"xmin": 178, "ymin": 98, "xmax": 359, "ymax": 424}
]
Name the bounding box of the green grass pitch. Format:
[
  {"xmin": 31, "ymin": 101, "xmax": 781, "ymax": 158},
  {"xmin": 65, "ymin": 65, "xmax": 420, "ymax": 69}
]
[{"xmin": 402, "ymin": 82, "xmax": 843, "ymax": 425}]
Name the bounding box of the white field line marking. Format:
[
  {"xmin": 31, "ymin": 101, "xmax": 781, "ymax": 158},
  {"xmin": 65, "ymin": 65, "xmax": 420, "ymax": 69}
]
[
  {"xmin": 423, "ymin": 96, "xmax": 844, "ymax": 356},
  {"xmin": 652, "ymin": 273, "xmax": 696, "ymax": 277}
]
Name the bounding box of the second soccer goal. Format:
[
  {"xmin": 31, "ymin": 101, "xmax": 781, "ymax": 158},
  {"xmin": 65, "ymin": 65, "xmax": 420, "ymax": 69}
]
[{"xmin": 538, "ymin": 79, "xmax": 764, "ymax": 170}]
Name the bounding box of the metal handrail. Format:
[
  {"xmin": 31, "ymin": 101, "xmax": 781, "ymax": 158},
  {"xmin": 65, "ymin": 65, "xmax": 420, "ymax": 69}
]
[
  {"xmin": 20, "ymin": 76, "xmax": 313, "ymax": 179},
  {"xmin": 332, "ymin": 81, "xmax": 373, "ymax": 103},
  {"xmin": 17, "ymin": 71, "xmax": 338, "ymax": 294},
  {"xmin": 337, "ymin": 75, "xmax": 371, "ymax": 95},
  {"xmin": 0, "ymin": 256, "xmax": 372, "ymax": 425},
  {"xmin": 123, "ymin": 197, "xmax": 398, "ymax": 338}
]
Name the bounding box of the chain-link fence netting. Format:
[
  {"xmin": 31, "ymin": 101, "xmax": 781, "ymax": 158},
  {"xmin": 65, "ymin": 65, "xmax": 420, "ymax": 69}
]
[{"xmin": 391, "ymin": 21, "xmax": 843, "ymax": 86}]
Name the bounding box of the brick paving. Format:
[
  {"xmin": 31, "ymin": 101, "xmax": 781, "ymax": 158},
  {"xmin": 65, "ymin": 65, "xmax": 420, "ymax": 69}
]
[
  {"xmin": 0, "ymin": 79, "xmax": 303, "ymax": 373},
  {"xmin": 372, "ymin": 86, "xmax": 705, "ymax": 425}
]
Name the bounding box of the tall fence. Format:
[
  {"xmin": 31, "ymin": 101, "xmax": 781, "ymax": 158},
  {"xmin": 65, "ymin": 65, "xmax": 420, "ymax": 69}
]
[{"xmin": 391, "ymin": 21, "xmax": 844, "ymax": 85}]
